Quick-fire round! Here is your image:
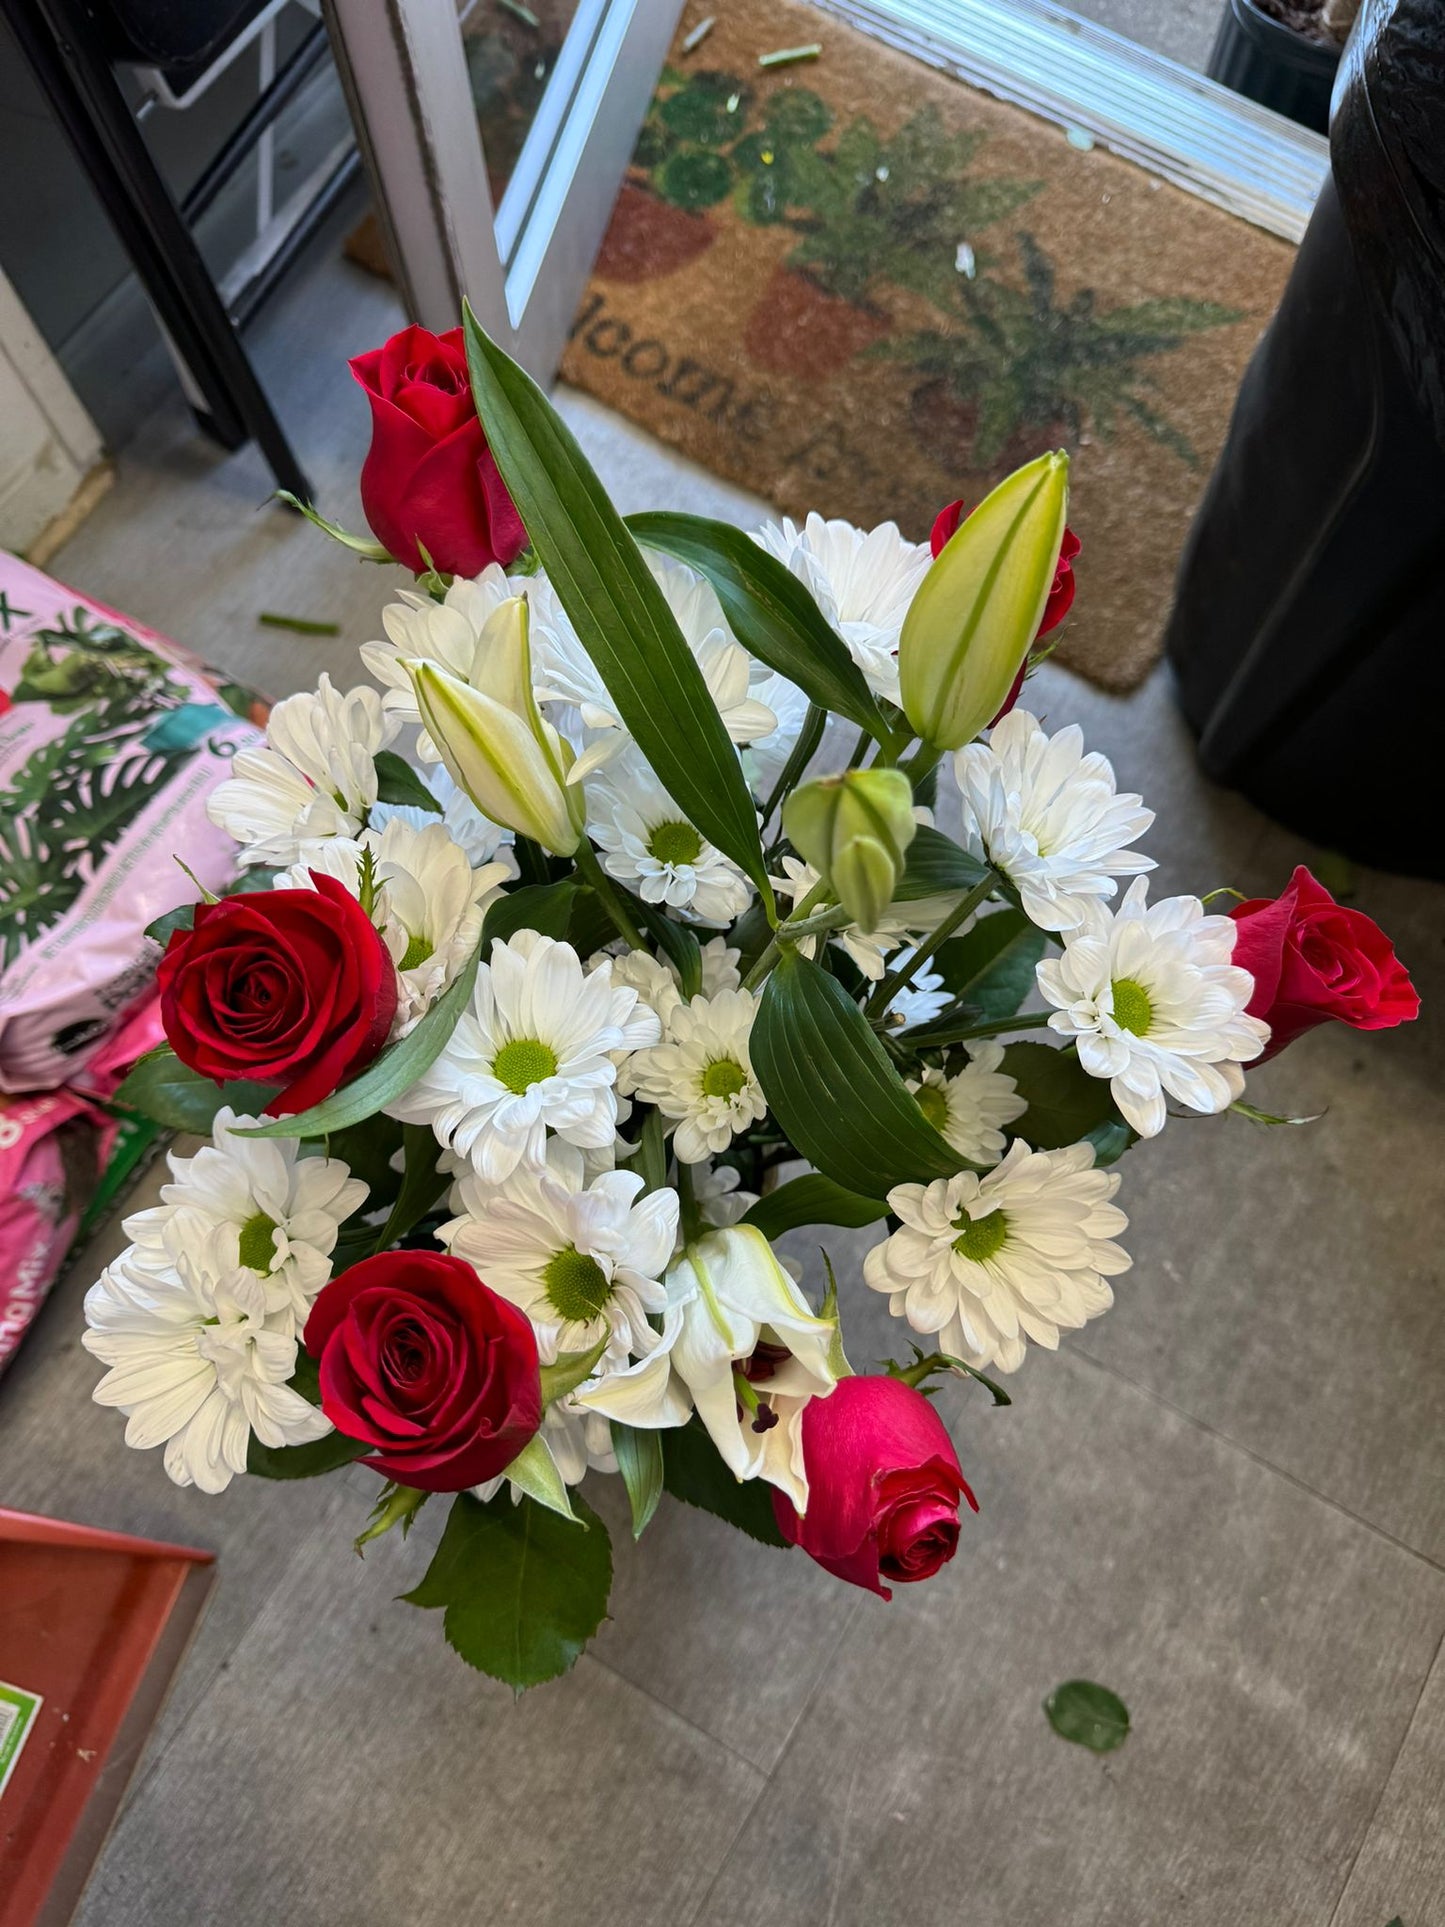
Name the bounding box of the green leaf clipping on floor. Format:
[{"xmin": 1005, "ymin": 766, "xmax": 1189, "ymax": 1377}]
[{"xmin": 1044, "ymin": 1679, "xmax": 1130, "ymax": 1753}]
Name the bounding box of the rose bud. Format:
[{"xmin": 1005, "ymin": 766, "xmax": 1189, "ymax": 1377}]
[
  {"xmin": 783, "ymin": 767, "xmax": 918, "ymax": 933},
  {"xmin": 1229, "ymin": 865, "xmax": 1419, "ymax": 1063},
  {"xmin": 772, "ymin": 1374, "xmax": 978, "ymax": 1598},
  {"xmin": 304, "ymin": 1251, "xmax": 542, "ymax": 1492},
  {"xmin": 350, "ymin": 324, "xmax": 526, "ymax": 577},
  {"xmin": 156, "ymin": 875, "xmax": 397, "ymax": 1115},
  {"xmin": 406, "ymin": 595, "xmax": 585, "ymax": 857},
  {"xmin": 902, "ymin": 452, "xmax": 1069, "ymax": 751}
]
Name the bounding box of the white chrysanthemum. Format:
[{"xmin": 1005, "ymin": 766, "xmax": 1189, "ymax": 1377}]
[
  {"xmin": 886, "ymin": 949, "xmax": 951, "ymax": 1030},
  {"xmin": 907, "ymin": 1045, "xmax": 1027, "ymax": 1167},
  {"xmin": 83, "ymin": 1253, "xmax": 331, "ymax": 1493},
  {"xmin": 692, "ymin": 1159, "xmax": 757, "ymax": 1228},
  {"xmin": 622, "ymin": 988, "xmax": 766, "ymax": 1163},
  {"xmin": 361, "ymin": 565, "xmax": 517, "ymax": 751},
  {"xmin": 1035, "ymin": 877, "xmax": 1268, "ymax": 1138},
  {"xmin": 441, "ymin": 1140, "xmax": 677, "ymax": 1365},
  {"xmin": 742, "ymin": 670, "xmax": 812, "ymax": 801},
  {"xmin": 279, "ymin": 817, "xmax": 509, "ymax": 1032},
  {"xmin": 388, "ymin": 931, "xmax": 660, "ymax": 1182},
  {"xmin": 207, "ymin": 675, "xmax": 397, "ymax": 866},
  {"xmin": 954, "ymin": 709, "xmax": 1155, "ymax": 933},
  {"xmin": 588, "ymin": 749, "xmax": 754, "ymax": 926},
  {"xmin": 598, "ymin": 935, "xmax": 742, "ymax": 1033},
  {"xmin": 754, "ymin": 513, "xmax": 930, "ymax": 704},
  {"xmin": 122, "ymin": 1107, "xmax": 367, "ymax": 1323},
  {"xmin": 369, "ymin": 762, "xmax": 518, "ymax": 873},
  {"xmin": 864, "ymin": 1139, "xmax": 1130, "ymax": 1374},
  {"xmin": 528, "ymin": 555, "xmax": 776, "ymax": 777}
]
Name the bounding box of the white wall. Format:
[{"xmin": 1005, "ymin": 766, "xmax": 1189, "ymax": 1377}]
[{"xmin": 0, "ymin": 267, "xmax": 105, "ymax": 557}]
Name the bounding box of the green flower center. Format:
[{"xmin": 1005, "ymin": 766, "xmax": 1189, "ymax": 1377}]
[
  {"xmin": 648, "ymin": 819, "xmax": 702, "ymax": 867},
  {"xmin": 701, "ymin": 1056, "xmax": 747, "ymax": 1101},
  {"xmin": 399, "ymin": 930, "xmax": 434, "ymax": 971},
  {"xmin": 237, "ymin": 1211, "xmax": 279, "ymax": 1272},
  {"xmin": 952, "ymin": 1207, "xmax": 1009, "ymax": 1264},
  {"xmin": 915, "ymin": 1082, "xmax": 950, "ymax": 1131},
  {"xmin": 1110, "ymin": 977, "xmax": 1154, "ymax": 1036},
  {"xmin": 492, "ymin": 1036, "xmax": 559, "ymax": 1094},
  {"xmin": 541, "ymin": 1245, "xmax": 611, "ymax": 1324}
]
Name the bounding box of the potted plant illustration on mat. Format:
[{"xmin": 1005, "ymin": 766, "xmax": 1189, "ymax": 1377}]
[{"xmin": 877, "ymin": 231, "xmax": 1242, "ymax": 473}]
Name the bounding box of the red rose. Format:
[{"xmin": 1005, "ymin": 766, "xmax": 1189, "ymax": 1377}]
[
  {"xmin": 157, "ymin": 875, "xmax": 396, "ymax": 1115},
  {"xmin": 930, "ymin": 499, "xmax": 1080, "ymax": 725},
  {"xmin": 1229, "ymin": 866, "xmax": 1419, "ymax": 1062},
  {"xmin": 350, "ymin": 324, "xmax": 527, "ymax": 577},
  {"xmin": 304, "ymin": 1252, "xmax": 541, "ymax": 1492},
  {"xmin": 773, "ymin": 1375, "xmax": 978, "ymax": 1599}
]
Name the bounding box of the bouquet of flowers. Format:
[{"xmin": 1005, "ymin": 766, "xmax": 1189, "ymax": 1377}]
[{"xmin": 86, "ymin": 316, "xmax": 1419, "ymax": 1691}]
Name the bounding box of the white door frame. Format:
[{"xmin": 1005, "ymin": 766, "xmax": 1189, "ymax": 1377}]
[{"xmin": 322, "ymin": 0, "xmax": 684, "ymax": 379}]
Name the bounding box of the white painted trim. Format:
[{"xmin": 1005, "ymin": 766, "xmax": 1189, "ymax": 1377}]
[
  {"xmin": 0, "ymin": 270, "xmax": 106, "ymax": 558},
  {"xmin": 813, "ymin": 0, "xmax": 1328, "ymax": 242}
]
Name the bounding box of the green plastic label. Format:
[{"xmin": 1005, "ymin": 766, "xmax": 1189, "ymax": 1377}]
[{"xmin": 0, "ymin": 1678, "xmax": 43, "ymax": 1800}]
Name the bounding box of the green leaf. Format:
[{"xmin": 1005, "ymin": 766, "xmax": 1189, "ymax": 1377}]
[
  {"xmin": 931, "ymin": 908, "xmax": 1045, "ymax": 1020},
  {"xmin": 463, "ymin": 312, "xmax": 771, "ymax": 909},
  {"xmin": 893, "ymin": 824, "xmax": 990, "ymax": 903},
  {"xmin": 276, "ymin": 491, "xmax": 393, "ymax": 560},
  {"xmin": 324, "ymin": 1116, "xmax": 405, "ymax": 1211},
  {"xmin": 611, "ymin": 1422, "xmax": 664, "ymax": 1538},
  {"xmin": 367, "ymin": 1123, "xmax": 448, "ymax": 1255},
  {"xmin": 372, "ymin": 749, "xmax": 441, "ymax": 813},
  {"xmin": 236, "ymin": 939, "xmax": 481, "ymax": 1140},
  {"xmin": 482, "ymin": 877, "xmax": 579, "ymax": 949},
  {"xmin": 504, "ymin": 1434, "xmax": 579, "ymax": 1522},
  {"xmin": 742, "ymin": 1172, "xmax": 887, "ymax": 1240},
  {"xmin": 112, "ymin": 1047, "xmax": 277, "ymax": 1133},
  {"xmin": 143, "ymin": 902, "xmax": 196, "ymax": 946},
  {"xmin": 753, "ymin": 950, "xmax": 964, "ymax": 1198},
  {"xmin": 627, "ymin": 511, "xmax": 891, "ymax": 739},
  {"xmin": 1044, "ymin": 1679, "xmax": 1130, "ymax": 1753},
  {"xmin": 403, "ymin": 1490, "xmax": 613, "ymax": 1691},
  {"xmin": 1000, "ymin": 1041, "xmax": 1121, "ymax": 1151},
  {"xmin": 246, "ymin": 1422, "xmax": 369, "ymax": 1479},
  {"xmin": 539, "ymin": 1335, "xmax": 609, "ymax": 1407},
  {"xmin": 661, "ymin": 1416, "xmax": 790, "ymax": 1547}
]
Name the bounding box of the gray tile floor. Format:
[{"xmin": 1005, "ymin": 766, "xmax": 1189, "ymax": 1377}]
[{"xmin": 1, "ymin": 225, "xmax": 1442, "ymax": 1925}]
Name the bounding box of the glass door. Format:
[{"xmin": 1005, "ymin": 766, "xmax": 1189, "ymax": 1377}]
[{"xmin": 322, "ymin": 0, "xmax": 684, "ymax": 376}]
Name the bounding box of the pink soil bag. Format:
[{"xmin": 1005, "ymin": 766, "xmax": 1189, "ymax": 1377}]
[{"xmin": 0, "ymin": 554, "xmax": 264, "ymax": 1092}]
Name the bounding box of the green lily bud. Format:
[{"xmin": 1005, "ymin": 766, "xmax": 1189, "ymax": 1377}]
[
  {"xmin": 783, "ymin": 767, "xmax": 917, "ymax": 933},
  {"xmin": 899, "ymin": 450, "xmax": 1069, "ymax": 750},
  {"xmin": 405, "ymin": 595, "xmax": 585, "ymax": 856}
]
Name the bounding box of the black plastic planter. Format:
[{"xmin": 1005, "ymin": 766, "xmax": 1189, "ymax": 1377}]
[{"xmin": 1207, "ymin": 0, "xmax": 1342, "ymax": 132}]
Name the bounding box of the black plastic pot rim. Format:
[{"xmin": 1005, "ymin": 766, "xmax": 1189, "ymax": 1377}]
[{"xmin": 1221, "ymin": 0, "xmax": 1345, "ymax": 75}]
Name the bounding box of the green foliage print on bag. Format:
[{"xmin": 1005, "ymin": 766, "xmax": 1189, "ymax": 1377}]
[{"xmin": 0, "ymin": 611, "xmax": 233, "ymax": 969}]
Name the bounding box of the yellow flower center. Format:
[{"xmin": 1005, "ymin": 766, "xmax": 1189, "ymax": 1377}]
[
  {"xmin": 492, "ymin": 1036, "xmax": 559, "ymax": 1093},
  {"xmin": 701, "ymin": 1056, "xmax": 747, "ymax": 1101},
  {"xmin": 915, "ymin": 1082, "xmax": 950, "ymax": 1131},
  {"xmin": 648, "ymin": 819, "xmax": 703, "ymax": 866},
  {"xmin": 399, "ymin": 930, "xmax": 434, "ymax": 971},
  {"xmin": 542, "ymin": 1245, "xmax": 611, "ymax": 1324},
  {"xmin": 951, "ymin": 1207, "xmax": 1008, "ymax": 1264},
  {"xmin": 1110, "ymin": 977, "xmax": 1154, "ymax": 1036},
  {"xmin": 237, "ymin": 1211, "xmax": 278, "ymax": 1272}
]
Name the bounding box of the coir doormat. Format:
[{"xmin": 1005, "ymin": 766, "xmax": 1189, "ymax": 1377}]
[{"xmin": 556, "ymin": 0, "xmax": 1295, "ymax": 692}]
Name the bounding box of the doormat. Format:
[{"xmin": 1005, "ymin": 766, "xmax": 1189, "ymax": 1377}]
[{"xmin": 347, "ymin": 0, "xmax": 1294, "ymax": 693}]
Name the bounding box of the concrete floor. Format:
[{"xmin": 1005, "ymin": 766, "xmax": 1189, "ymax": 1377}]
[
  {"xmin": 1067, "ymin": 0, "xmax": 1223, "ymax": 71},
  {"xmin": 1, "ymin": 215, "xmax": 1442, "ymax": 1925}
]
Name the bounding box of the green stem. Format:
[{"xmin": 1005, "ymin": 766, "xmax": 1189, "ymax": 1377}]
[
  {"xmin": 740, "ymin": 878, "xmax": 831, "ymax": 992},
  {"xmin": 905, "ymin": 1008, "xmax": 1052, "ymax": 1051},
  {"xmin": 844, "ymin": 723, "xmax": 872, "ymax": 771},
  {"xmin": 760, "ymin": 701, "xmax": 825, "ymax": 831},
  {"xmin": 900, "ymin": 742, "xmax": 944, "ymax": 789},
  {"xmin": 574, "ymin": 842, "xmax": 646, "ymax": 950},
  {"xmin": 866, "ymin": 870, "xmax": 999, "ymax": 1018},
  {"xmin": 675, "ymin": 1158, "xmax": 702, "ymax": 1242}
]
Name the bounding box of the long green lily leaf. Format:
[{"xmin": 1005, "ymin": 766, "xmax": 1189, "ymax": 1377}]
[
  {"xmin": 236, "ymin": 940, "xmax": 481, "ymax": 1139},
  {"xmin": 742, "ymin": 1172, "xmax": 887, "ymax": 1239},
  {"xmin": 627, "ymin": 511, "xmax": 892, "ymax": 740},
  {"xmin": 894, "ymin": 824, "xmax": 989, "ymax": 902},
  {"xmin": 753, "ymin": 950, "xmax": 966, "ymax": 1197},
  {"xmin": 463, "ymin": 312, "xmax": 772, "ymax": 910}
]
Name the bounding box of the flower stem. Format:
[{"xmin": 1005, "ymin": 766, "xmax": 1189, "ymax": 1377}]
[
  {"xmin": 741, "ymin": 878, "xmax": 832, "ymax": 992},
  {"xmin": 865, "ymin": 870, "xmax": 999, "ymax": 1018},
  {"xmin": 574, "ymin": 842, "xmax": 646, "ymax": 950},
  {"xmin": 905, "ymin": 1008, "xmax": 1052, "ymax": 1050},
  {"xmin": 675, "ymin": 1157, "xmax": 702, "ymax": 1242},
  {"xmin": 900, "ymin": 742, "xmax": 944, "ymax": 789},
  {"xmin": 760, "ymin": 701, "xmax": 826, "ymax": 832}
]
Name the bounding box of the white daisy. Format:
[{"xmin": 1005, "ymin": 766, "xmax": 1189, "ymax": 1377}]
[
  {"xmin": 588, "ymin": 748, "xmax": 754, "ymax": 926},
  {"xmin": 121, "ymin": 1107, "xmax": 367, "ymax": 1323},
  {"xmin": 528, "ymin": 555, "xmax": 776, "ymax": 778},
  {"xmin": 1035, "ymin": 877, "xmax": 1269, "ymax": 1138},
  {"xmin": 279, "ymin": 817, "xmax": 509, "ymax": 1033},
  {"xmin": 954, "ymin": 709, "xmax": 1155, "ymax": 933},
  {"xmin": 692, "ymin": 1159, "xmax": 758, "ymax": 1228},
  {"xmin": 441, "ymin": 1139, "xmax": 677, "ymax": 1365},
  {"xmin": 907, "ymin": 1046, "xmax": 1027, "ymax": 1166},
  {"xmin": 595, "ymin": 935, "xmax": 743, "ymax": 1035},
  {"xmin": 622, "ymin": 987, "xmax": 766, "ymax": 1164},
  {"xmin": 388, "ymin": 931, "xmax": 660, "ymax": 1182},
  {"xmin": 369, "ymin": 762, "xmax": 518, "ymax": 874},
  {"xmin": 743, "ymin": 670, "xmax": 813, "ymax": 802},
  {"xmin": 754, "ymin": 513, "xmax": 931, "ymax": 704},
  {"xmin": 361, "ymin": 565, "xmax": 517, "ymax": 751},
  {"xmin": 885, "ymin": 949, "xmax": 952, "ymax": 1030},
  {"xmin": 206, "ymin": 675, "xmax": 398, "ymax": 867},
  {"xmin": 83, "ymin": 1252, "xmax": 331, "ymax": 1493},
  {"xmin": 863, "ymin": 1139, "xmax": 1131, "ymax": 1374}
]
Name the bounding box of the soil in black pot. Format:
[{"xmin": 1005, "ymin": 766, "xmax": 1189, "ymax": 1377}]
[{"xmin": 1254, "ymin": 0, "xmax": 1348, "ymax": 48}]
